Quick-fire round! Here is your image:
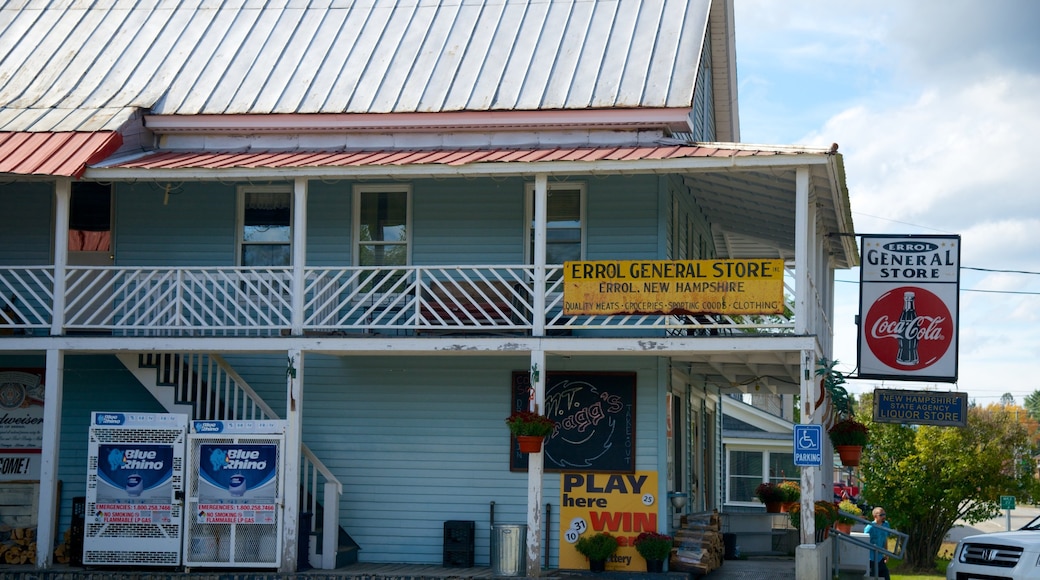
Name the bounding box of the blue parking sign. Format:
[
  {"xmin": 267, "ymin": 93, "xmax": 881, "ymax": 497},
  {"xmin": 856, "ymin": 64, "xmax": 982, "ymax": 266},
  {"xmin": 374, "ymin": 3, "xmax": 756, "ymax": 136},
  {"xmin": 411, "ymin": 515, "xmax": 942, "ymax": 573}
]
[{"xmin": 794, "ymin": 425, "xmax": 823, "ymax": 466}]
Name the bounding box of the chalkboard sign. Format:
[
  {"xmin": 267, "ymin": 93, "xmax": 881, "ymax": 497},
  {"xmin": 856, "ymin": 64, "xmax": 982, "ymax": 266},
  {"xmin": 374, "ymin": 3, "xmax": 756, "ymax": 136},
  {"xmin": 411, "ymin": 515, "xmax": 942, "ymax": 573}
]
[{"xmin": 510, "ymin": 371, "xmax": 635, "ymax": 473}]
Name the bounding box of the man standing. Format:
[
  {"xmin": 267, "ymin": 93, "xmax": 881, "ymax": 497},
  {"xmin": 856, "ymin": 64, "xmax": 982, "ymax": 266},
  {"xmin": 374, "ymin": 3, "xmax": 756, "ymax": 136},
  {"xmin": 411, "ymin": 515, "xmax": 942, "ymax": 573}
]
[{"xmin": 864, "ymin": 506, "xmax": 891, "ymax": 579}]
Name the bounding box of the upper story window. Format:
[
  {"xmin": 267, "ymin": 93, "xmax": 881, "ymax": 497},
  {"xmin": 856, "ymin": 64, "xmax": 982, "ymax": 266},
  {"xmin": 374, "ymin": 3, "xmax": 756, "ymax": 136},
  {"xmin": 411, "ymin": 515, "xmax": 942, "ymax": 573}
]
[
  {"xmin": 354, "ymin": 185, "xmax": 410, "ymax": 266},
  {"xmin": 526, "ymin": 183, "xmax": 585, "ymax": 264},
  {"xmin": 69, "ymin": 182, "xmax": 112, "ymax": 252},
  {"xmin": 238, "ymin": 186, "xmax": 291, "ymax": 266}
]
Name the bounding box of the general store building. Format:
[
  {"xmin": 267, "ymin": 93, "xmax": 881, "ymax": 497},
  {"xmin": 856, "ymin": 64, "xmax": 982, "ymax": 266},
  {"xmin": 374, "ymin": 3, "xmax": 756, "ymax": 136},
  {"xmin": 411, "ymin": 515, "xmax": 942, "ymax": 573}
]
[{"xmin": 0, "ymin": 1, "xmax": 856, "ymax": 578}]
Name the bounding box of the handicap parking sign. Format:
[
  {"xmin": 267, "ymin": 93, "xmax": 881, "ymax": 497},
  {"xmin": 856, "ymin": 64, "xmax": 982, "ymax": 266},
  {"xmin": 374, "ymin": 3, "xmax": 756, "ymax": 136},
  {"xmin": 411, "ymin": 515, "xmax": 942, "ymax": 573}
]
[{"xmin": 794, "ymin": 425, "xmax": 822, "ymax": 466}]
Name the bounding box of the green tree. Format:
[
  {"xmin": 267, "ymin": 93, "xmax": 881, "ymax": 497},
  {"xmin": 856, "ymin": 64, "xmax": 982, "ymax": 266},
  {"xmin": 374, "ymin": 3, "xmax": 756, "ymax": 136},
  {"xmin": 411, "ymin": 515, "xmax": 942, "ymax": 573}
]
[
  {"xmin": 860, "ymin": 402, "xmax": 1029, "ymax": 571},
  {"xmin": 1001, "ymin": 392, "xmax": 1016, "ymax": 406},
  {"xmin": 1024, "ymin": 390, "xmax": 1040, "ymax": 421}
]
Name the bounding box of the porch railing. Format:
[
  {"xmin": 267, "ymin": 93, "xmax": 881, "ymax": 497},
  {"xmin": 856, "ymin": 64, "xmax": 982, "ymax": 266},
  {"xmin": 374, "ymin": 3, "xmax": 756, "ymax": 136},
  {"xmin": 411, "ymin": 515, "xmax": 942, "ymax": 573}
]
[{"xmin": 0, "ymin": 264, "xmax": 818, "ymax": 338}]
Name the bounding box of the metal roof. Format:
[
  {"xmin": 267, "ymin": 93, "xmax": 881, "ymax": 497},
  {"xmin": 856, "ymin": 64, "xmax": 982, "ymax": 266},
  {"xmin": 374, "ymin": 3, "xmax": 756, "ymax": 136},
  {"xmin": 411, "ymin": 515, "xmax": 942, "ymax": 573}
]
[
  {"xmin": 0, "ymin": 0, "xmax": 710, "ymax": 133},
  {"xmin": 0, "ymin": 131, "xmax": 123, "ymax": 177},
  {"xmin": 101, "ymin": 143, "xmax": 780, "ymax": 170}
]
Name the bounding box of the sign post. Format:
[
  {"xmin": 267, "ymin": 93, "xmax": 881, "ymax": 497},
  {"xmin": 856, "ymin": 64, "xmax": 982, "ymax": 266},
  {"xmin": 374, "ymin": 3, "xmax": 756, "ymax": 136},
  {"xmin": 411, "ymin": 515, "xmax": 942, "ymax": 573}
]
[{"xmin": 1001, "ymin": 495, "xmax": 1016, "ymax": 531}]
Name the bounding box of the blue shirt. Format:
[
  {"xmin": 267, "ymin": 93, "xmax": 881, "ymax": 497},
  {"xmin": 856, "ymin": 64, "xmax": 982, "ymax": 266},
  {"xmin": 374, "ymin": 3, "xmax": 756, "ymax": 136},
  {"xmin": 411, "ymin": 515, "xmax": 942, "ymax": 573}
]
[{"xmin": 864, "ymin": 520, "xmax": 890, "ymax": 562}]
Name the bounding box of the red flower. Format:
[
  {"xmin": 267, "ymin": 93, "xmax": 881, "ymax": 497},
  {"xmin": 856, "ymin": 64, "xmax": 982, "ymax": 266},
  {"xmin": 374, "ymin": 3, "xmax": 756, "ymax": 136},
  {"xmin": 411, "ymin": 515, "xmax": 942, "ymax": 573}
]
[{"xmin": 505, "ymin": 410, "xmax": 556, "ymax": 437}]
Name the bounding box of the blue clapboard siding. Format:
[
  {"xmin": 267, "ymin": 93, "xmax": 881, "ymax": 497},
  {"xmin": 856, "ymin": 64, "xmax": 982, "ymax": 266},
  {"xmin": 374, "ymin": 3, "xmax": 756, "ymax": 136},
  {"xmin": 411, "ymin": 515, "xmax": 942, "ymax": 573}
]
[
  {"xmin": 0, "ymin": 175, "xmax": 682, "ymax": 270},
  {"xmin": 586, "ymin": 175, "xmax": 662, "ymax": 260},
  {"xmin": 116, "ymin": 182, "xmax": 237, "ymax": 266},
  {"xmin": 224, "ymin": 353, "xmax": 663, "ymax": 567},
  {"xmin": 307, "ymin": 181, "xmax": 354, "ymax": 266},
  {"xmin": 0, "ymin": 183, "xmax": 52, "ymax": 265},
  {"xmin": 412, "ymin": 178, "xmax": 526, "ymax": 265}
]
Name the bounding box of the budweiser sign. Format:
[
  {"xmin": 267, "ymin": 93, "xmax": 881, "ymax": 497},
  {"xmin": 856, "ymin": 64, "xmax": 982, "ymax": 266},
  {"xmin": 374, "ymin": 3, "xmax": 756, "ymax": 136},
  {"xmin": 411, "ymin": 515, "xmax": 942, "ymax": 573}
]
[{"xmin": 857, "ymin": 235, "xmax": 960, "ymax": 382}]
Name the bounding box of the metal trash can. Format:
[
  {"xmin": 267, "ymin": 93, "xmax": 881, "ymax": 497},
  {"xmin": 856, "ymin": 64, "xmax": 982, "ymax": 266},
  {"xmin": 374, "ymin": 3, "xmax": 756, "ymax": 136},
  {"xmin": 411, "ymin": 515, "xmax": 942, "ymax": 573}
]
[{"xmin": 491, "ymin": 524, "xmax": 527, "ymax": 576}]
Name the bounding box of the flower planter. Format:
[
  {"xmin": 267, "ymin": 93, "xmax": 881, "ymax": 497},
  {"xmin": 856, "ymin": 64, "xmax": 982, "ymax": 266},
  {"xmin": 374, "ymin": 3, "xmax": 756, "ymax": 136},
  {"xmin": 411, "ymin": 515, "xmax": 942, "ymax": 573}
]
[
  {"xmin": 835, "ymin": 445, "xmax": 862, "ymax": 466},
  {"xmin": 764, "ymin": 501, "xmax": 783, "ymax": 513},
  {"xmin": 645, "ymin": 559, "xmax": 664, "ymax": 573},
  {"xmin": 834, "ymin": 522, "xmax": 853, "ymax": 534},
  {"xmin": 516, "ymin": 435, "xmax": 544, "ymax": 453},
  {"xmin": 589, "ymin": 559, "xmax": 607, "ymax": 572}
]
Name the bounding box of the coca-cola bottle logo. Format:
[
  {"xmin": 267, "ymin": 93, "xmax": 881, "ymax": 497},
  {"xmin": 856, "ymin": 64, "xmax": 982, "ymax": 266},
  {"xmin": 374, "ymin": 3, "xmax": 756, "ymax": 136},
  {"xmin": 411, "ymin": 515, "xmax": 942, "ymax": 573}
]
[{"xmin": 863, "ymin": 286, "xmax": 953, "ymax": 371}]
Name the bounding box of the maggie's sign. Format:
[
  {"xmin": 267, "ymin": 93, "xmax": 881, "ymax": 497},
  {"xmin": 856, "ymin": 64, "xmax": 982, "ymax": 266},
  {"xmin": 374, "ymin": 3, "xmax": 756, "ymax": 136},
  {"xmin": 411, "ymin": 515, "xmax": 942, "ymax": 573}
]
[{"xmin": 857, "ymin": 235, "xmax": 960, "ymax": 382}]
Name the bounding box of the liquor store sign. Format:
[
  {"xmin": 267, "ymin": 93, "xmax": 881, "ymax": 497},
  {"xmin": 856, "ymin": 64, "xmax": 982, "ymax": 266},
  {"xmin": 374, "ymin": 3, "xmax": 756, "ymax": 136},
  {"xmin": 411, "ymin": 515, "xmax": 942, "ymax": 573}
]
[
  {"xmin": 857, "ymin": 235, "xmax": 960, "ymax": 382},
  {"xmin": 563, "ymin": 259, "xmax": 785, "ymax": 316},
  {"xmin": 873, "ymin": 388, "xmax": 967, "ymax": 427}
]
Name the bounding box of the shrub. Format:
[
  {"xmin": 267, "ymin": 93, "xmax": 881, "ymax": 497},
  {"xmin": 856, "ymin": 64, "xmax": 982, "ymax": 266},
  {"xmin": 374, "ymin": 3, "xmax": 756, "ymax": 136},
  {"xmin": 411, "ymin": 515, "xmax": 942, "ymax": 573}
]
[
  {"xmin": 633, "ymin": 531, "xmax": 673, "ymax": 561},
  {"xmin": 575, "ymin": 532, "xmax": 619, "ymax": 561}
]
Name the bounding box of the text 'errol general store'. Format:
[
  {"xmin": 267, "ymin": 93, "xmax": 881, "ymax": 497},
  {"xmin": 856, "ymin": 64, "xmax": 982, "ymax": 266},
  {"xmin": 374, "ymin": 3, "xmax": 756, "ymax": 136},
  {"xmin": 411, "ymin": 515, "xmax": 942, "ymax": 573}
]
[{"xmin": 563, "ymin": 259, "xmax": 785, "ymax": 316}]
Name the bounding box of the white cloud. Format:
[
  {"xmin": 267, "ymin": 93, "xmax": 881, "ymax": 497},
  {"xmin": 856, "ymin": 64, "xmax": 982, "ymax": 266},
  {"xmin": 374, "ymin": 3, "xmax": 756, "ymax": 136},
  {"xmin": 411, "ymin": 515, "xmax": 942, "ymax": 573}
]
[{"xmin": 736, "ymin": 0, "xmax": 1040, "ymax": 404}]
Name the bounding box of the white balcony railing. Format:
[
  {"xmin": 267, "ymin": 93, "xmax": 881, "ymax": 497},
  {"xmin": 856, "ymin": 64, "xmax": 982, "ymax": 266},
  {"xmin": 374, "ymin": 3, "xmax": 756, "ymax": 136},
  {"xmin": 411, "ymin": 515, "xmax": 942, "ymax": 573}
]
[{"xmin": 0, "ymin": 264, "xmax": 816, "ymax": 338}]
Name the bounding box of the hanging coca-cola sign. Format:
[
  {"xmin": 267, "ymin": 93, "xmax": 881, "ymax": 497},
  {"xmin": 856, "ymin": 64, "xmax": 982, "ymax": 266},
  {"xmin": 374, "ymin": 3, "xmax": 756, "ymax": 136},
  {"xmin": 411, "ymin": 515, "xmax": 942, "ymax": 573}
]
[{"xmin": 857, "ymin": 235, "xmax": 960, "ymax": 382}]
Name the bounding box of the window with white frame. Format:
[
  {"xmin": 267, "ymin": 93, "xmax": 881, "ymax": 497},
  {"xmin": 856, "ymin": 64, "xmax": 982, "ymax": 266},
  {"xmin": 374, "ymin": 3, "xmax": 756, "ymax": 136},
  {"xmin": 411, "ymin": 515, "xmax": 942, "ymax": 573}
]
[
  {"xmin": 726, "ymin": 448, "xmax": 797, "ymax": 504},
  {"xmin": 526, "ymin": 183, "xmax": 585, "ymax": 264},
  {"xmin": 238, "ymin": 187, "xmax": 291, "ymax": 266},
  {"xmin": 354, "ymin": 185, "xmax": 410, "ymax": 267}
]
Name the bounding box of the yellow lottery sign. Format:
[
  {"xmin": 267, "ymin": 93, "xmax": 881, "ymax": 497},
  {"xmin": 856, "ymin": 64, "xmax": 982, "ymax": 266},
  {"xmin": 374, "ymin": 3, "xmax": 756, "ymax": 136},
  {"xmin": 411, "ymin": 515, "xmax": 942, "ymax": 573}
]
[
  {"xmin": 563, "ymin": 259, "xmax": 785, "ymax": 316},
  {"xmin": 559, "ymin": 471, "xmax": 659, "ymax": 572}
]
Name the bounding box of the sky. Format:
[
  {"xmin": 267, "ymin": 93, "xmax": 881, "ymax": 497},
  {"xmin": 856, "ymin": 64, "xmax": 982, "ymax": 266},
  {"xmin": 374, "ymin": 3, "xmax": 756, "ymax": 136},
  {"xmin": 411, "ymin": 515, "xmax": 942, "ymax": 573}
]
[{"xmin": 733, "ymin": 1, "xmax": 1040, "ymax": 406}]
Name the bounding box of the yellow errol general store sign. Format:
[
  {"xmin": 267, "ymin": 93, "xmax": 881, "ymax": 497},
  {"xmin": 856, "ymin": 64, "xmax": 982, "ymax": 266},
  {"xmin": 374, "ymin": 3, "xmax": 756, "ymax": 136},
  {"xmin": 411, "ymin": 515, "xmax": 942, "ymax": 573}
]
[{"xmin": 563, "ymin": 259, "xmax": 785, "ymax": 316}]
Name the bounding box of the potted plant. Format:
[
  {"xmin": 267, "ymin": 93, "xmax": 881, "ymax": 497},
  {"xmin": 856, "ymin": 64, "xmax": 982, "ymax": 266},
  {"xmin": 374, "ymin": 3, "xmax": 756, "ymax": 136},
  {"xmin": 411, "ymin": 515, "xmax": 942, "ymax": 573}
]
[
  {"xmin": 574, "ymin": 531, "xmax": 619, "ymax": 572},
  {"xmin": 788, "ymin": 501, "xmax": 840, "ymax": 542},
  {"xmin": 633, "ymin": 531, "xmax": 673, "ymax": 572},
  {"xmin": 754, "ymin": 482, "xmax": 785, "ymax": 513},
  {"xmin": 777, "ymin": 480, "xmax": 800, "ymax": 512},
  {"xmin": 828, "ymin": 417, "xmax": 869, "ymax": 466},
  {"xmin": 835, "ymin": 499, "xmax": 862, "ymax": 534},
  {"xmin": 818, "ymin": 358, "xmax": 869, "ymax": 466},
  {"xmin": 505, "ymin": 410, "xmax": 556, "ymax": 453}
]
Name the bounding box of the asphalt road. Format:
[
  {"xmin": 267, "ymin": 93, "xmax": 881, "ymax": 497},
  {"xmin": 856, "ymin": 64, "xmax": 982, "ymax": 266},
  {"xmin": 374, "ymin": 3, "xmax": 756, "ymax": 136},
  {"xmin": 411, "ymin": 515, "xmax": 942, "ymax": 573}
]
[{"xmin": 946, "ymin": 505, "xmax": 1040, "ymax": 542}]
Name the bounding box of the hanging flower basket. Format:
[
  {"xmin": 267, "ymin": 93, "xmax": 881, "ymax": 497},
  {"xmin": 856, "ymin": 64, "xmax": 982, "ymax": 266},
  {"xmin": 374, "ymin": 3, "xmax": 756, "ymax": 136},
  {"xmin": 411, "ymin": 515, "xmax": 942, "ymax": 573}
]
[
  {"xmin": 506, "ymin": 410, "xmax": 556, "ymax": 453},
  {"xmin": 829, "ymin": 417, "xmax": 868, "ymax": 466},
  {"xmin": 516, "ymin": 435, "xmax": 544, "ymax": 453},
  {"xmin": 835, "ymin": 445, "xmax": 863, "ymax": 467}
]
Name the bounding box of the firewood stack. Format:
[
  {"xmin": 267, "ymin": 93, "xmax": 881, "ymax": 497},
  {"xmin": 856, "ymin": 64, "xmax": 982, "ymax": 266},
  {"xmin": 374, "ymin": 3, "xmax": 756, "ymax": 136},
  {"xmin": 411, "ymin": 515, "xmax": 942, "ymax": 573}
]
[
  {"xmin": 669, "ymin": 510, "xmax": 724, "ymax": 576},
  {"xmin": 0, "ymin": 525, "xmax": 37, "ymax": 565},
  {"xmin": 53, "ymin": 527, "xmax": 74, "ymax": 565}
]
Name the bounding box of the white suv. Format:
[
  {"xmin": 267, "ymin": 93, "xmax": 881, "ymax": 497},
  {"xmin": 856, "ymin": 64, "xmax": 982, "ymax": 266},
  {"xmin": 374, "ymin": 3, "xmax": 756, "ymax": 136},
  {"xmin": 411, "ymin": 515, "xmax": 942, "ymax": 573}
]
[{"xmin": 947, "ymin": 517, "xmax": 1040, "ymax": 580}]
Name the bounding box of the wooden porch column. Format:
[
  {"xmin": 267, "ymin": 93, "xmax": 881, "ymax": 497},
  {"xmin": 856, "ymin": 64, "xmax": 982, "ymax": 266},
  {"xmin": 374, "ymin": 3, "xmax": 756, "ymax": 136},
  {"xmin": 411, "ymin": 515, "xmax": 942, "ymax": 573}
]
[
  {"xmin": 291, "ymin": 178, "xmax": 308, "ymax": 334},
  {"xmin": 532, "ymin": 175, "xmax": 547, "ymax": 336},
  {"xmin": 280, "ymin": 348, "xmax": 303, "ymax": 573},
  {"xmin": 36, "ymin": 349, "xmax": 64, "ymax": 568},
  {"xmin": 52, "ymin": 180, "xmax": 71, "ymax": 334},
  {"xmin": 794, "ymin": 166, "xmax": 818, "ymax": 546},
  {"xmin": 526, "ymin": 349, "xmax": 546, "ymax": 577}
]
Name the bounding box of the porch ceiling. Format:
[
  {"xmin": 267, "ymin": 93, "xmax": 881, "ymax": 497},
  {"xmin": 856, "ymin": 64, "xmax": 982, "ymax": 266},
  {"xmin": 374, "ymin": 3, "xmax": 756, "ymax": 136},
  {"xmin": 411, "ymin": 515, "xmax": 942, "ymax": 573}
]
[
  {"xmin": 689, "ymin": 163, "xmax": 853, "ymax": 268},
  {"xmin": 673, "ymin": 350, "xmax": 804, "ymax": 395}
]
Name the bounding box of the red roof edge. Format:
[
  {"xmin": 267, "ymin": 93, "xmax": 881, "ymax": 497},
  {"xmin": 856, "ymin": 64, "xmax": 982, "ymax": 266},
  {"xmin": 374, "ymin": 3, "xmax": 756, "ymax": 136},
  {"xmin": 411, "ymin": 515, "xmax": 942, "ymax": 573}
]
[{"xmin": 0, "ymin": 132, "xmax": 123, "ymax": 178}]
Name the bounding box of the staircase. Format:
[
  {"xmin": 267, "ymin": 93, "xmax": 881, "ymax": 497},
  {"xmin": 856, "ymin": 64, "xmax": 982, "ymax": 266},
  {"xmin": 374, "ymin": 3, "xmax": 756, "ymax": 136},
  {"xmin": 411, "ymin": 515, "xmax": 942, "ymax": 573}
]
[{"xmin": 116, "ymin": 352, "xmax": 357, "ymax": 569}]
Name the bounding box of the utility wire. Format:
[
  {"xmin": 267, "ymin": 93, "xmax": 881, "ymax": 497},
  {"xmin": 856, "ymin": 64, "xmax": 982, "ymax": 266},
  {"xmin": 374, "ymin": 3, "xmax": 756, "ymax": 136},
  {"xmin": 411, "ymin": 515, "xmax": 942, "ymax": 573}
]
[{"xmin": 835, "ymin": 265, "xmax": 1040, "ymax": 296}]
